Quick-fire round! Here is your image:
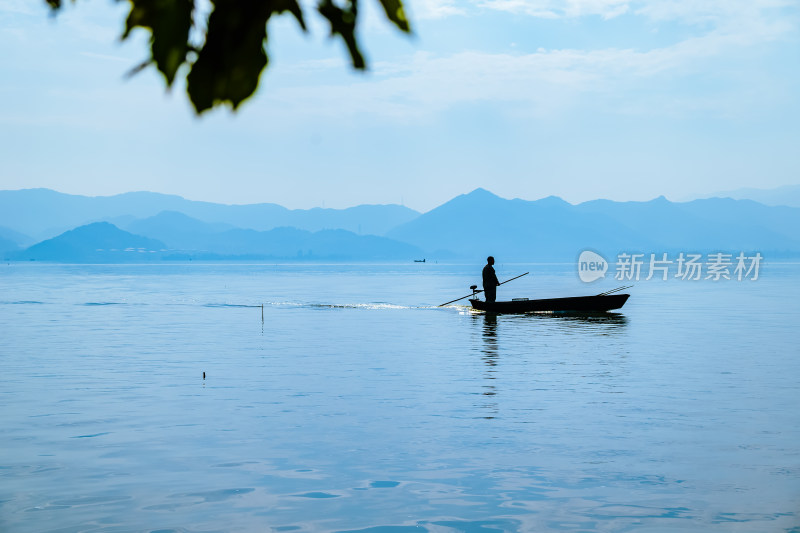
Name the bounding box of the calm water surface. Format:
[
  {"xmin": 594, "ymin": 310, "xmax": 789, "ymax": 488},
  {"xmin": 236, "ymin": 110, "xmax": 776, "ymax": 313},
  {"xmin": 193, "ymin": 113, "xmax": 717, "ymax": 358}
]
[{"xmin": 1, "ymin": 262, "xmax": 799, "ymax": 532}]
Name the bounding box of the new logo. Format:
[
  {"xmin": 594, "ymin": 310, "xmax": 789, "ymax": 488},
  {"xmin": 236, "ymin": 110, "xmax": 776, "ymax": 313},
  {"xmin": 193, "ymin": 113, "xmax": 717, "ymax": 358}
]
[{"xmin": 578, "ymin": 250, "xmax": 608, "ymax": 282}]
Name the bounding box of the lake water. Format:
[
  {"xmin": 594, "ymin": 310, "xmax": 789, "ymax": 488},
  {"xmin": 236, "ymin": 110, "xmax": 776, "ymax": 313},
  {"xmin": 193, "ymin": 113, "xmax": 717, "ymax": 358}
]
[{"xmin": 1, "ymin": 262, "xmax": 799, "ymax": 532}]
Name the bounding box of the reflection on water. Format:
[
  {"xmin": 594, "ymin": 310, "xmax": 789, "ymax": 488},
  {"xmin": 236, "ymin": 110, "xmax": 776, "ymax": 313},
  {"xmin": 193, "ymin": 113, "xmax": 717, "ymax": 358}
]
[
  {"xmin": 471, "ymin": 309, "xmax": 628, "ymax": 335},
  {"xmin": 480, "ymin": 313, "xmax": 499, "ymax": 418},
  {"xmin": 542, "ymin": 311, "xmax": 629, "ymax": 327},
  {"xmin": 481, "ymin": 312, "xmax": 498, "ymax": 358},
  {"xmin": 471, "ymin": 310, "xmax": 629, "ymax": 420}
]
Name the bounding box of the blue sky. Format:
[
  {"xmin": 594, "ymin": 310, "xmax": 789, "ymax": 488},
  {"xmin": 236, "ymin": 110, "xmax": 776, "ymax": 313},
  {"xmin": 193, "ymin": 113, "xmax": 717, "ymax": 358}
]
[{"xmin": 1, "ymin": 0, "xmax": 798, "ymax": 211}]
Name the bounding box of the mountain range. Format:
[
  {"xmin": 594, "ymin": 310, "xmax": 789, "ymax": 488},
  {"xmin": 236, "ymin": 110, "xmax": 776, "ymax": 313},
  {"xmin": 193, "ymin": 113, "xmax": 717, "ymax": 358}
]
[
  {"xmin": 0, "ymin": 188, "xmax": 420, "ymax": 241},
  {"xmin": 688, "ymin": 184, "xmax": 800, "ymax": 208},
  {"xmin": 2, "ymin": 187, "xmax": 799, "ymax": 262},
  {"xmin": 387, "ymin": 189, "xmax": 800, "ymax": 261},
  {"xmin": 10, "ymin": 221, "xmax": 423, "ymax": 262}
]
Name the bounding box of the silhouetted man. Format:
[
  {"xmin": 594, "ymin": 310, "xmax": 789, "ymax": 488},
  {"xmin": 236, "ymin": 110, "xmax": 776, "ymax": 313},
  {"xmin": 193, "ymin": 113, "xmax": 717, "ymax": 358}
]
[{"xmin": 482, "ymin": 256, "xmax": 500, "ymax": 303}]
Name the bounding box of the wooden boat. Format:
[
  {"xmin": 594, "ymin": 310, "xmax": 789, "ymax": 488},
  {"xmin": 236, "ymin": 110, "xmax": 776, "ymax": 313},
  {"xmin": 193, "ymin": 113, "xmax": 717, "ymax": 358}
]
[{"xmin": 469, "ymin": 293, "xmax": 629, "ymax": 313}]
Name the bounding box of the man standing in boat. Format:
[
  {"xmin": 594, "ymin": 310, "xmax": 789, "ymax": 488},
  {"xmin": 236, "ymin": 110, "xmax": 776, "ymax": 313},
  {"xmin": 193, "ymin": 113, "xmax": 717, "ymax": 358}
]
[{"xmin": 482, "ymin": 256, "xmax": 501, "ymax": 303}]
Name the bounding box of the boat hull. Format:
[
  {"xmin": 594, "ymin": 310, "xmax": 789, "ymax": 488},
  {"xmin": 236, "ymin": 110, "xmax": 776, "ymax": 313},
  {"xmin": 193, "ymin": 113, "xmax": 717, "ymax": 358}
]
[{"xmin": 469, "ymin": 294, "xmax": 629, "ymax": 313}]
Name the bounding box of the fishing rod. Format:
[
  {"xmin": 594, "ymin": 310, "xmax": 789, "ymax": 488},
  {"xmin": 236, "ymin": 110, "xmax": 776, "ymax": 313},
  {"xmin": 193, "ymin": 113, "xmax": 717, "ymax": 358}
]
[
  {"xmin": 438, "ymin": 272, "xmax": 529, "ymax": 307},
  {"xmin": 596, "ymin": 285, "xmax": 632, "ymax": 296}
]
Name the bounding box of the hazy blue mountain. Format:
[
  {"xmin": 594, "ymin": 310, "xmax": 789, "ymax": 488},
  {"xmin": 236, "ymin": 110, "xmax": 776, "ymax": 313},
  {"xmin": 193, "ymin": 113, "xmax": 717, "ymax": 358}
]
[
  {"xmin": 387, "ymin": 189, "xmax": 655, "ymax": 261},
  {"xmin": 0, "ymin": 225, "xmax": 34, "ymax": 250},
  {"xmin": 690, "ymin": 185, "xmax": 800, "ymax": 208},
  {"xmin": 162, "ymin": 226, "xmax": 423, "ymax": 260},
  {"xmin": 103, "ymin": 215, "xmax": 139, "ymax": 229},
  {"xmin": 0, "ymin": 189, "xmax": 420, "ymax": 240},
  {"xmin": 118, "ymin": 211, "xmax": 422, "ymax": 259},
  {"xmin": 575, "ymin": 196, "xmax": 800, "ymax": 252},
  {"xmin": 6, "ymin": 188, "xmax": 799, "ymax": 263},
  {"xmin": 9, "ymin": 220, "xmax": 423, "ymax": 262},
  {"xmin": 12, "ymin": 222, "xmax": 166, "ymax": 262},
  {"xmin": 0, "ymin": 236, "xmax": 20, "ymax": 254},
  {"xmin": 121, "ymin": 211, "xmax": 234, "ymax": 249},
  {"xmin": 388, "ymin": 189, "xmax": 800, "ymax": 261}
]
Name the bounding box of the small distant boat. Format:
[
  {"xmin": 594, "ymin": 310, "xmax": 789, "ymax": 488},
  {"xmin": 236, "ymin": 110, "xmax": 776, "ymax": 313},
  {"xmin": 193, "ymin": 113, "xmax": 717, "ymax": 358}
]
[
  {"xmin": 469, "ymin": 294, "xmax": 629, "ymax": 313},
  {"xmin": 414, "ymin": 259, "xmax": 426, "ymax": 263}
]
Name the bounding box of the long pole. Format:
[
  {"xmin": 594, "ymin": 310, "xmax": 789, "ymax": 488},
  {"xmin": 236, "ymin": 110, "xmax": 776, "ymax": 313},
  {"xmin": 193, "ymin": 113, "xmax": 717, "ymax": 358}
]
[
  {"xmin": 596, "ymin": 285, "xmax": 632, "ymax": 296},
  {"xmin": 438, "ymin": 272, "xmax": 529, "ymax": 307}
]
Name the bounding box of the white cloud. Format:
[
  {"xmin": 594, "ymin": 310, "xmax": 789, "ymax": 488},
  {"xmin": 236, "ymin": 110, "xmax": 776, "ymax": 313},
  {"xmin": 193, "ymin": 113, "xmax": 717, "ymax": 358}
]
[
  {"xmin": 410, "ymin": 0, "xmax": 467, "ymax": 19},
  {"xmin": 248, "ymin": 0, "xmax": 797, "ymax": 122},
  {"xmin": 471, "ymin": 0, "xmax": 797, "ymax": 25},
  {"xmin": 260, "ymin": 48, "xmax": 626, "ymax": 121},
  {"xmin": 633, "ymin": 0, "xmax": 793, "ymax": 24},
  {"xmin": 476, "ymin": 0, "xmax": 631, "ymax": 19},
  {"xmin": 257, "ymin": 4, "xmax": 796, "ymax": 124}
]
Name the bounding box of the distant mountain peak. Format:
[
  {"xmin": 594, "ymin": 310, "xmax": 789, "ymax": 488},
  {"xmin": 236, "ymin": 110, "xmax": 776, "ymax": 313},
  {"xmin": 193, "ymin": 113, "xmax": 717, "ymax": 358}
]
[
  {"xmin": 461, "ymin": 189, "xmax": 570, "ymax": 206},
  {"xmin": 146, "ymin": 210, "xmax": 199, "ymax": 221},
  {"xmin": 534, "ymin": 195, "xmax": 570, "ymax": 206},
  {"xmin": 76, "ymin": 221, "xmax": 116, "ymax": 231},
  {"xmin": 14, "ymin": 222, "xmax": 166, "ymax": 262},
  {"xmin": 687, "ymin": 184, "xmax": 800, "ymax": 208},
  {"xmin": 464, "ymin": 188, "xmax": 501, "ymax": 199}
]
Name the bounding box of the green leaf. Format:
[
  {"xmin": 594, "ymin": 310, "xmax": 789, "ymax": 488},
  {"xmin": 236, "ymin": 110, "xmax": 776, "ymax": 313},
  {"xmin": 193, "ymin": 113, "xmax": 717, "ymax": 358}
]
[
  {"xmin": 44, "ymin": 0, "xmax": 407, "ymax": 114},
  {"xmin": 186, "ymin": 1, "xmax": 268, "ymax": 113},
  {"xmin": 186, "ymin": 0, "xmax": 307, "ymax": 113},
  {"xmin": 317, "ymin": 0, "xmax": 365, "ymax": 70},
  {"xmin": 377, "ymin": 0, "xmax": 410, "ymax": 33},
  {"xmin": 121, "ymin": 0, "xmax": 194, "ymax": 86},
  {"xmin": 268, "ymin": 0, "xmax": 308, "ymax": 31}
]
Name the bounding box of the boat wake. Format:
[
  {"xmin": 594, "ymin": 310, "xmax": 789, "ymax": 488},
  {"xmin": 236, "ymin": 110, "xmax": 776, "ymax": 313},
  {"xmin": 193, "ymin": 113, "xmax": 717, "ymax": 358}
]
[
  {"xmin": 275, "ymin": 302, "xmax": 413, "ymax": 310},
  {"xmin": 203, "ymin": 303, "xmax": 263, "ymax": 308},
  {"xmin": 200, "ymin": 301, "xmax": 457, "ymax": 311}
]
